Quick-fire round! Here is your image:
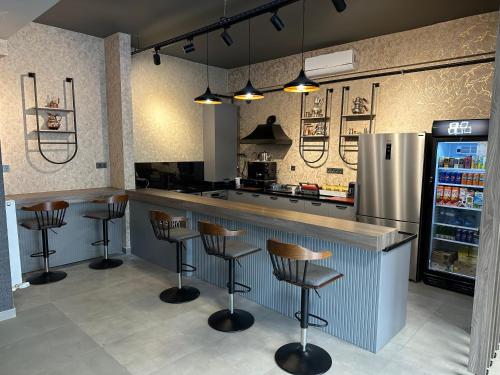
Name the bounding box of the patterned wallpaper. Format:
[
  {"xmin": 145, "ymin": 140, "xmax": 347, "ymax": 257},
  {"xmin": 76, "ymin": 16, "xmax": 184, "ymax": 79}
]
[
  {"xmin": 229, "ymin": 13, "xmax": 498, "ymax": 186},
  {"xmin": 0, "ymin": 23, "xmax": 109, "ymax": 195},
  {"xmin": 131, "ymin": 52, "xmax": 227, "ymax": 162}
]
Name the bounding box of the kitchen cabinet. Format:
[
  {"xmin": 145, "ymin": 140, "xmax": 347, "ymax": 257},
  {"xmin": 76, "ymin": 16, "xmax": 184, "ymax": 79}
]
[
  {"xmin": 203, "ymin": 104, "xmax": 238, "ymax": 182},
  {"xmin": 329, "ymin": 204, "xmax": 356, "ymax": 220},
  {"xmin": 283, "ymin": 197, "xmax": 305, "ymax": 212},
  {"xmin": 227, "ymin": 190, "xmax": 265, "ymax": 205},
  {"xmin": 303, "ymin": 201, "xmax": 331, "ymax": 216}
]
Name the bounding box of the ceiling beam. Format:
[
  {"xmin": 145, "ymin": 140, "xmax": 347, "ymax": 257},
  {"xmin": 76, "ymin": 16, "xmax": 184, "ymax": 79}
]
[{"xmin": 131, "ymin": 0, "xmax": 300, "ymax": 55}]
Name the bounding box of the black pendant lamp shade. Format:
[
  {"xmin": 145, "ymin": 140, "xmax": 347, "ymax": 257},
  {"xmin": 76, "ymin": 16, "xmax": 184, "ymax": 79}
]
[
  {"xmin": 283, "ymin": 69, "xmax": 319, "ymax": 93},
  {"xmin": 234, "ymin": 18, "xmax": 263, "ymax": 101},
  {"xmin": 283, "ymin": 0, "xmax": 320, "ymax": 93},
  {"xmin": 234, "ymin": 80, "xmax": 264, "ymax": 100},
  {"xmin": 195, "ymin": 33, "xmax": 222, "ymax": 105},
  {"xmin": 194, "ymin": 87, "xmax": 222, "ymax": 105}
]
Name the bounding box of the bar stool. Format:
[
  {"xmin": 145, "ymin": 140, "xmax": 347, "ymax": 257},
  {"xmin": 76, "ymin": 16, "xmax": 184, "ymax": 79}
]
[
  {"xmin": 267, "ymin": 239, "xmax": 343, "ymax": 375},
  {"xmin": 83, "ymin": 194, "xmax": 128, "ymax": 269},
  {"xmin": 149, "ymin": 210, "xmax": 200, "ymax": 303},
  {"xmin": 20, "ymin": 201, "xmax": 69, "ymax": 285},
  {"xmin": 198, "ymin": 221, "xmax": 261, "ymax": 332}
]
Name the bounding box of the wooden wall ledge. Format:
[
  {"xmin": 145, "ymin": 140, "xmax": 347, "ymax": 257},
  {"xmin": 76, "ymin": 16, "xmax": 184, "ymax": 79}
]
[
  {"xmin": 127, "ymin": 188, "xmax": 399, "ymax": 251},
  {"xmin": 6, "ymin": 187, "xmax": 124, "ymax": 206}
]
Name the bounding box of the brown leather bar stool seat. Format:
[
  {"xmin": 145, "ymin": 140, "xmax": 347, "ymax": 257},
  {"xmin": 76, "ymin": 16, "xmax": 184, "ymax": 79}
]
[
  {"xmin": 150, "ymin": 210, "xmax": 200, "ymax": 304},
  {"xmin": 267, "ymin": 239, "xmax": 343, "ymax": 375},
  {"xmin": 20, "ymin": 201, "xmax": 69, "ymax": 285},
  {"xmin": 83, "ymin": 194, "xmax": 128, "ymax": 270},
  {"xmin": 198, "ymin": 221, "xmax": 261, "ymax": 332}
]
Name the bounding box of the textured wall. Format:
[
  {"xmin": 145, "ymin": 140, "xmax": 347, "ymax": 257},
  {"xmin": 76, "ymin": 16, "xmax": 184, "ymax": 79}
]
[
  {"xmin": 131, "ymin": 52, "xmax": 228, "ymax": 162},
  {"xmin": 229, "ymin": 13, "xmax": 497, "ymax": 185},
  {"xmin": 0, "ymin": 39, "xmax": 6, "ymax": 57},
  {"xmin": 0, "ymin": 147, "xmax": 13, "ymax": 314},
  {"xmin": 0, "ymin": 23, "xmax": 110, "ymax": 195}
]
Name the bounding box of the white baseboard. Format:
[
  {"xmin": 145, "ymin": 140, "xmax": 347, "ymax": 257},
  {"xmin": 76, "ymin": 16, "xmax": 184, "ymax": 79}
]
[{"xmin": 0, "ymin": 308, "xmax": 16, "ymax": 322}]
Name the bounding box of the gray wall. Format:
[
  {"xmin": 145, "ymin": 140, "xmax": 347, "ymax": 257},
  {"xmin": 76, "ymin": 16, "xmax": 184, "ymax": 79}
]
[{"xmin": 0, "ymin": 146, "xmax": 14, "ymax": 314}]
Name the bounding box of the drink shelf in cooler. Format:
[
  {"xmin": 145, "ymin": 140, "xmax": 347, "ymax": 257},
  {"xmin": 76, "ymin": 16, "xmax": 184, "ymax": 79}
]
[
  {"xmin": 435, "ymin": 204, "xmax": 482, "ymax": 212},
  {"xmin": 428, "ymin": 266, "xmax": 476, "ymax": 280},
  {"xmin": 433, "ymin": 237, "xmax": 479, "ymax": 247},
  {"xmin": 438, "ymin": 167, "xmax": 486, "ymax": 173},
  {"xmin": 437, "ymin": 183, "xmax": 484, "ymax": 189},
  {"xmin": 434, "ymin": 222, "xmax": 480, "ymax": 231}
]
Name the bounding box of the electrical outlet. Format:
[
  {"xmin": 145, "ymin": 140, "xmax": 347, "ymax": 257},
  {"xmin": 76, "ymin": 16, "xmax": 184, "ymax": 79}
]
[
  {"xmin": 96, "ymin": 162, "xmax": 107, "ymax": 169},
  {"xmin": 290, "ymin": 165, "xmax": 296, "ymax": 171},
  {"xmin": 327, "ymin": 167, "xmax": 343, "ymax": 174},
  {"xmin": 2, "ymin": 165, "xmax": 9, "ymax": 173}
]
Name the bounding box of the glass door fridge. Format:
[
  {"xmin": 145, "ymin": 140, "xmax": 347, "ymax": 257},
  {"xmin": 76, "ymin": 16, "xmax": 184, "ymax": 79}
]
[{"xmin": 422, "ymin": 119, "xmax": 489, "ymax": 295}]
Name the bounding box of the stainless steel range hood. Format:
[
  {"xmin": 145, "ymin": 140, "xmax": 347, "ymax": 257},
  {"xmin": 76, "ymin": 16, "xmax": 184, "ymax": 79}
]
[{"xmin": 240, "ymin": 116, "xmax": 292, "ymax": 145}]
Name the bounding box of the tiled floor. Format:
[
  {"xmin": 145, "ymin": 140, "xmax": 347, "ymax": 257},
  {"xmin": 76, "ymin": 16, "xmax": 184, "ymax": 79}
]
[{"xmin": 1, "ymin": 256, "xmax": 474, "ymax": 375}]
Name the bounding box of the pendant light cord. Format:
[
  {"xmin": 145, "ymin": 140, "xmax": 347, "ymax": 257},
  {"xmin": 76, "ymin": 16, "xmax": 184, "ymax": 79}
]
[
  {"xmin": 301, "ymin": 0, "xmax": 305, "ymax": 70},
  {"xmin": 206, "ymin": 32, "xmax": 209, "ymax": 87},
  {"xmin": 248, "ymin": 18, "xmax": 251, "ymax": 81}
]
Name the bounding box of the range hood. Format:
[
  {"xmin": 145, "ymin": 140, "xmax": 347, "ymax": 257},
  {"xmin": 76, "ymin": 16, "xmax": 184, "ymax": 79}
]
[{"xmin": 240, "ymin": 116, "xmax": 292, "ymax": 145}]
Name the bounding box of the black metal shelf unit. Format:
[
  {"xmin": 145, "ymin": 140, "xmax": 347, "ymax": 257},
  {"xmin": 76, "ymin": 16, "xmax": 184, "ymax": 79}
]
[
  {"xmin": 338, "ymin": 83, "xmax": 380, "ymax": 169},
  {"xmin": 299, "ymin": 88, "xmax": 334, "ymax": 168},
  {"xmin": 28, "ymin": 72, "xmax": 78, "ymax": 165}
]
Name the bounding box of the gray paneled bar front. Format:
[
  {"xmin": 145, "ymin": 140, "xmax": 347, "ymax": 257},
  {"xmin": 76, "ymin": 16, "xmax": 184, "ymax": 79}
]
[{"xmin": 128, "ymin": 189, "xmax": 413, "ymax": 352}]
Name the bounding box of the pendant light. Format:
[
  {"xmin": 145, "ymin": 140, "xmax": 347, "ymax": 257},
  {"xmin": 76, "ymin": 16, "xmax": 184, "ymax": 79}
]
[
  {"xmin": 283, "ymin": 0, "xmax": 319, "ymax": 93},
  {"xmin": 195, "ymin": 33, "xmax": 222, "ymax": 105},
  {"xmin": 234, "ymin": 19, "xmax": 264, "ymax": 101}
]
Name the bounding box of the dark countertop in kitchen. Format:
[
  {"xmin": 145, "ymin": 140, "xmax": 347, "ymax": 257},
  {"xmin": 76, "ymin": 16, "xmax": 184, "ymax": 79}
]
[{"xmin": 232, "ymin": 187, "xmax": 356, "ymax": 206}]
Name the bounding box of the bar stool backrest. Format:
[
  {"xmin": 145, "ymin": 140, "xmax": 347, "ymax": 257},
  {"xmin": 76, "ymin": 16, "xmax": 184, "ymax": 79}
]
[
  {"xmin": 198, "ymin": 221, "xmax": 244, "ymax": 257},
  {"xmin": 94, "ymin": 194, "xmax": 128, "ymax": 219},
  {"xmin": 22, "ymin": 201, "xmax": 69, "ymax": 229},
  {"xmin": 267, "ymin": 239, "xmax": 332, "ymax": 287},
  {"xmin": 149, "ymin": 210, "xmax": 186, "ymax": 241}
]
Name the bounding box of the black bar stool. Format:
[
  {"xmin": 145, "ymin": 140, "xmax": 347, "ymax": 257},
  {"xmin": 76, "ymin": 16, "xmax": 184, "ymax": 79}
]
[
  {"xmin": 149, "ymin": 210, "xmax": 200, "ymax": 303},
  {"xmin": 20, "ymin": 201, "xmax": 69, "ymax": 285},
  {"xmin": 198, "ymin": 221, "xmax": 261, "ymax": 332},
  {"xmin": 267, "ymin": 239, "xmax": 343, "ymax": 375},
  {"xmin": 83, "ymin": 194, "xmax": 128, "ymax": 269}
]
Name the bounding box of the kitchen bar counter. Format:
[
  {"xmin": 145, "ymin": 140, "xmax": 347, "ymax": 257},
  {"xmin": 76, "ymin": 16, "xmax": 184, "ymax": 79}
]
[
  {"xmin": 127, "ymin": 188, "xmax": 396, "ymax": 251},
  {"xmin": 6, "ymin": 187, "xmax": 124, "ymax": 205},
  {"xmin": 128, "ymin": 188, "xmax": 414, "ymax": 353}
]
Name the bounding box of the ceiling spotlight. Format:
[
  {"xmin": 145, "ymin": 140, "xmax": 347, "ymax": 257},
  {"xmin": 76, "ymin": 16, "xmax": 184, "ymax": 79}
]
[
  {"xmin": 153, "ymin": 47, "xmax": 161, "ymax": 65},
  {"xmin": 331, "ymin": 0, "xmax": 346, "ymax": 12},
  {"xmin": 270, "ymin": 11, "xmax": 285, "ymax": 31},
  {"xmin": 220, "ymin": 28, "xmax": 233, "ymax": 47},
  {"xmin": 183, "ymin": 38, "xmax": 195, "ymax": 53}
]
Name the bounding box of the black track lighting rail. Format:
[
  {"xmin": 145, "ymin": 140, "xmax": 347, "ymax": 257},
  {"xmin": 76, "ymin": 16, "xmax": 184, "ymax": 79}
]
[{"xmin": 132, "ymin": 0, "xmax": 301, "ymax": 55}]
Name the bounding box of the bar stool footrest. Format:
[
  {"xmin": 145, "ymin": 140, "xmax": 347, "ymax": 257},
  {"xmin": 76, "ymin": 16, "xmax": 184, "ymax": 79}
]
[
  {"xmin": 294, "ymin": 311, "xmax": 329, "ymax": 328},
  {"xmin": 30, "ymin": 250, "xmax": 56, "ymax": 258},
  {"xmin": 91, "ymin": 239, "xmax": 109, "ymax": 246},
  {"xmin": 181, "ymin": 263, "xmax": 197, "ymax": 273},
  {"xmin": 226, "ymin": 281, "xmax": 252, "ymax": 294}
]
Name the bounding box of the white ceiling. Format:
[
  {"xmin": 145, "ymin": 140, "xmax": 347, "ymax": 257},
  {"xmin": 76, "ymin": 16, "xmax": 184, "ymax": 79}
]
[{"xmin": 0, "ymin": 0, "xmax": 60, "ymax": 39}]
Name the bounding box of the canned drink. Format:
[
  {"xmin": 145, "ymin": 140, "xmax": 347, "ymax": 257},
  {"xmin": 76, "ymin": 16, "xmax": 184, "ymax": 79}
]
[
  {"xmin": 445, "ymin": 172, "xmax": 450, "ymax": 183},
  {"xmin": 455, "ymin": 228, "xmax": 462, "ymax": 241},
  {"xmin": 460, "ymin": 229, "xmax": 467, "ymax": 242},
  {"xmin": 466, "ymin": 230, "xmax": 473, "ymax": 244},
  {"xmin": 450, "ymin": 173, "xmax": 456, "ymax": 184},
  {"xmin": 456, "ymin": 173, "xmax": 462, "ymax": 185},
  {"xmin": 473, "ymin": 233, "xmax": 480, "ymax": 245}
]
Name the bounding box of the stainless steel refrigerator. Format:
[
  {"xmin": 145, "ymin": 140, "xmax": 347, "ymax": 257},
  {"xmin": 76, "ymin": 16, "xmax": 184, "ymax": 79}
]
[{"xmin": 357, "ymin": 133, "xmax": 428, "ymax": 281}]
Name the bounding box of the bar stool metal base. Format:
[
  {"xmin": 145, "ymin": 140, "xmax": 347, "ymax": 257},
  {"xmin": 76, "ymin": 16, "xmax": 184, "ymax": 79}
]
[
  {"xmin": 208, "ymin": 309, "xmax": 254, "ymax": 332},
  {"xmin": 89, "ymin": 258, "xmax": 123, "ymax": 270},
  {"xmin": 275, "ymin": 342, "xmax": 332, "ymax": 375},
  {"xmin": 159, "ymin": 286, "xmax": 200, "ymax": 304},
  {"xmin": 26, "ymin": 270, "xmax": 67, "ymax": 285}
]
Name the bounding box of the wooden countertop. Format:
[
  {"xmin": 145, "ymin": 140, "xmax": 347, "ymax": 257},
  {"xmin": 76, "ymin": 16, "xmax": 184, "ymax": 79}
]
[
  {"xmin": 127, "ymin": 188, "xmax": 398, "ymax": 251},
  {"xmin": 6, "ymin": 187, "xmax": 124, "ymax": 206}
]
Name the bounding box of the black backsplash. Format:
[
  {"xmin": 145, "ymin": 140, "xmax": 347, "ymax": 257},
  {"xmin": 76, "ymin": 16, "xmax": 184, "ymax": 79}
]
[{"xmin": 135, "ymin": 162, "xmax": 205, "ymax": 190}]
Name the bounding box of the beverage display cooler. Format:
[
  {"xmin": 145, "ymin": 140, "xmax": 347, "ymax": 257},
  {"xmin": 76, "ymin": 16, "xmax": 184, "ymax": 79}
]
[{"xmin": 421, "ymin": 119, "xmax": 489, "ymax": 295}]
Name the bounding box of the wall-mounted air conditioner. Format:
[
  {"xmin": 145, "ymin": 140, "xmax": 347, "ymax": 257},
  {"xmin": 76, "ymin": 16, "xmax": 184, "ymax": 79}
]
[{"xmin": 305, "ymin": 49, "xmax": 357, "ymax": 79}]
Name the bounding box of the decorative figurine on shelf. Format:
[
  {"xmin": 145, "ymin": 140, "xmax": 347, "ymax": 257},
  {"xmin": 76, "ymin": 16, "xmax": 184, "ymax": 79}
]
[
  {"xmin": 352, "ymin": 97, "xmax": 369, "ymax": 114},
  {"xmin": 47, "ymin": 113, "xmax": 62, "ymax": 130},
  {"xmin": 47, "ymin": 97, "xmax": 60, "ymax": 108},
  {"xmin": 311, "ymin": 96, "xmax": 324, "ymax": 118}
]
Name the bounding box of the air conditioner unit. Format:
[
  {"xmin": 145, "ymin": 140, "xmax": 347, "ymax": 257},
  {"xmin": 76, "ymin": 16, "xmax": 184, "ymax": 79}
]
[{"xmin": 305, "ymin": 49, "xmax": 356, "ymax": 79}]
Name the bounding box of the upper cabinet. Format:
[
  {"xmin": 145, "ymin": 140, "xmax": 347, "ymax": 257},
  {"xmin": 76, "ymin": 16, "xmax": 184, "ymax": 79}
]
[{"xmin": 203, "ymin": 104, "xmax": 238, "ymax": 182}]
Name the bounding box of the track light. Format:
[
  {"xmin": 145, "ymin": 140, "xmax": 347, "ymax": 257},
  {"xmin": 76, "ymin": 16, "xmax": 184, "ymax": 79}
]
[
  {"xmin": 270, "ymin": 11, "xmax": 285, "ymax": 31},
  {"xmin": 220, "ymin": 28, "xmax": 233, "ymax": 47},
  {"xmin": 153, "ymin": 47, "xmax": 161, "ymax": 65},
  {"xmin": 183, "ymin": 38, "xmax": 195, "ymax": 53},
  {"xmin": 331, "ymin": 0, "xmax": 346, "ymax": 12}
]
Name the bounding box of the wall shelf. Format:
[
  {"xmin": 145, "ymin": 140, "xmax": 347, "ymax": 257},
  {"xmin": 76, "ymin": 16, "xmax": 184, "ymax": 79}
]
[
  {"xmin": 27, "ymin": 72, "xmax": 78, "ymax": 165},
  {"xmin": 342, "ymin": 114, "xmax": 376, "ymax": 121}
]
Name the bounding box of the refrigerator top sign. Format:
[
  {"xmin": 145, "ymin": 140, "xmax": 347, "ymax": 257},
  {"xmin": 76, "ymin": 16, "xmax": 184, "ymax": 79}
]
[{"xmin": 432, "ymin": 119, "xmax": 489, "ymax": 138}]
